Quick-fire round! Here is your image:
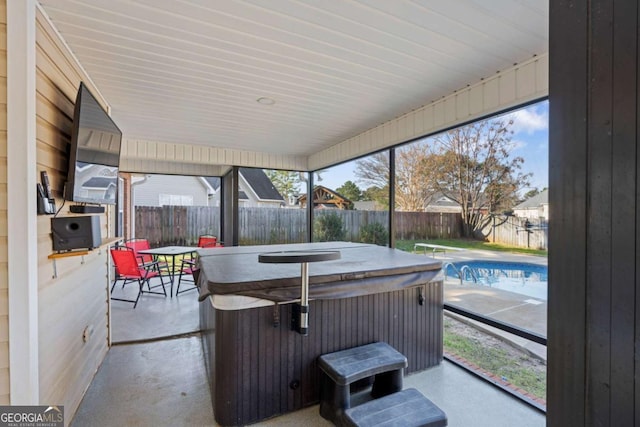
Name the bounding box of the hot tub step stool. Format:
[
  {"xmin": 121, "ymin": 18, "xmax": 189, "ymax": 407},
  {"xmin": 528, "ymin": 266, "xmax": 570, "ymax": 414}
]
[
  {"xmin": 343, "ymin": 388, "xmax": 448, "ymax": 427},
  {"xmin": 318, "ymin": 342, "xmax": 407, "ymax": 424}
]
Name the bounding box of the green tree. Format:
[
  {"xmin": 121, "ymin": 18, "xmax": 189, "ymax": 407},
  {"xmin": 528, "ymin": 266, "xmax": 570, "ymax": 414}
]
[
  {"xmin": 394, "ymin": 144, "xmax": 439, "ymax": 211},
  {"xmin": 523, "ymin": 188, "xmax": 540, "ymax": 200},
  {"xmin": 355, "ymin": 147, "xmax": 438, "ymax": 212},
  {"xmin": 432, "ymin": 118, "xmax": 531, "ymax": 238},
  {"xmin": 359, "ymin": 222, "xmax": 388, "ymax": 246},
  {"xmin": 336, "ymin": 180, "xmax": 362, "ymax": 202},
  {"xmin": 313, "ymin": 212, "xmax": 346, "ymax": 242},
  {"xmin": 354, "ymin": 153, "xmax": 390, "ymax": 209},
  {"xmin": 361, "ymin": 185, "xmax": 389, "ymax": 209},
  {"xmin": 264, "ymin": 170, "xmax": 301, "ymax": 202}
]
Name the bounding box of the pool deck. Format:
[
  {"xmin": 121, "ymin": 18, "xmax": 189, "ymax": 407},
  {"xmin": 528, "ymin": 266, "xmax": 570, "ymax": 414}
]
[{"xmin": 420, "ymin": 249, "xmax": 548, "ymax": 360}]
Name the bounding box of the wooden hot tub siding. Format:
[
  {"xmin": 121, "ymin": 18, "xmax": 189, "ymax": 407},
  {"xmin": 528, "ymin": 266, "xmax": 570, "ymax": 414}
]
[{"xmin": 199, "ymin": 281, "xmax": 443, "ymax": 426}]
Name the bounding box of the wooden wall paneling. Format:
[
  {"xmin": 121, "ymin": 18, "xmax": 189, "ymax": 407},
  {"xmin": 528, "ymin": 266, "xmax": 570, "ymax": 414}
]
[
  {"xmin": 116, "ymin": 141, "xmax": 311, "ymax": 172},
  {"xmin": 636, "ymin": 106, "xmax": 640, "ymax": 426},
  {"xmin": 0, "ymin": 0, "xmax": 7, "ymax": 405},
  {"xmin": 516, "ymin": 62, "xmax": 537, "ymax": 99},
  {"xmin": 587, "ymin": 1, "xmax": 614, "ymax": 424},
  {"xmin": 548, "ymin": 0, "xmax": 589, "ymax": 421},
  {"xmin": 498, "ymin": 69, "xmax": 517, "ymax": 105},
  {"xmin": 535, "ymin": 54, "xmax": 549, "ymax": 92},
  {"xmin": 34, "ymin": 7, "xmax": 111, "ymax": 418},
  {"xmin": 33, "ymin": 30, "xmax": 77, "ymax": 101},
  {"xmin": 202, "ymin": 282, "xmax": 443, "ymax": 426},
  {"xmin": 609, "ymin": 1, "xmax": 638, "ymax": 425},
  {"xmin": 468, "ymin": 85, "xmax": 483, "ymax": 115},
  {"xmin": 482, "ymin": 78, "xmax": 500, "ymax": 110},
  {"xmin": 455, "ymin": 91, "xmax": 469, "ymax": 120},
  {"xmin": 37, "ymin": 253, "xmax": 108, "ymax": 403},
  {"xmin": 444, "ymin": 96, "xmax": 456, "ymax": 124},
  {"xmin": 546, "ymin": 0, "xmax": 637, "ymax": 425},
  {"xmin": 433, "ymin": 101, "xmax": 445, "ymax": 128}
]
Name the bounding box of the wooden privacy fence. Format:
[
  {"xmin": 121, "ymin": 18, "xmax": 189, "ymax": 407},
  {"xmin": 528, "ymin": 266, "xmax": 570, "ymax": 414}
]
[
  {"xmin": 135, "ymin": 206, "xmax": 463, "ymax": 247},
  {"xmin": 238, "ymin": 207, "xmax": 307, "ymax": 245},
  {"xmin": 487, "ymin": 216, "xmax": 548, "ymax": 250},
  {"xmin": 314, "ymin": 209, "xmax": 391, "ymax": 242},
  {"xmin": 394, "ymin": 212, "xmax": 463, "ymax": 240},
  {"xmin": 135, "ymin": 206, "xmax": 544, "ymax": 249},
  {"xmin": 135, "ymin": 206, "xmax": 221, "ymax": 247}
]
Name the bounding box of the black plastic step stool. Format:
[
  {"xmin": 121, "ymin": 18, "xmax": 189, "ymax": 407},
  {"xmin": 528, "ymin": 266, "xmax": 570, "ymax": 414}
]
[
  {"xmin": 318, "ymin": 342, "xmax": 407, "ymax": 424},
  {"xmin": 343, "ymin": 388, "xmax": 447, "ymax": 427}
]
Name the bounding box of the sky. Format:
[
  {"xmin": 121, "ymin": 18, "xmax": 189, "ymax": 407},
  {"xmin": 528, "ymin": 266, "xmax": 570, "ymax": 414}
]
[{"xmin": 318, "ymin": 100, "xmax": 549, "ymax": 194}]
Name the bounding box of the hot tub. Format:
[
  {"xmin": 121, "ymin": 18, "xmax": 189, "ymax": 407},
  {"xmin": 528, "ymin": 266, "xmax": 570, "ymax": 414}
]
[{"xmin": 197, "ymin": 242, "xmax": 443, "ymax": 426}]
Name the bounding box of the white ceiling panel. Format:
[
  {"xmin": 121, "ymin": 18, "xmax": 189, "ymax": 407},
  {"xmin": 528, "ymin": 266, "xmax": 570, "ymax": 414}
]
[{"xmin": 38, "ymin": 0, "xmax": 548, "ymax": 161}]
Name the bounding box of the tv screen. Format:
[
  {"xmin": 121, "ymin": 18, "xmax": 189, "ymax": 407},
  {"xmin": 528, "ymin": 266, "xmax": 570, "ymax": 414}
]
[{"xmin": 64, "ymin": 82, "xmax": 122, "ymax": 205}]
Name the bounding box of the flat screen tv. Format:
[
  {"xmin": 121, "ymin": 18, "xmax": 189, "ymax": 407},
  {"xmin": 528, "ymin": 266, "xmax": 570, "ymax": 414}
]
[{"xmin": 64, "ymin": 82, "xmax": 122, "ymax": 205}]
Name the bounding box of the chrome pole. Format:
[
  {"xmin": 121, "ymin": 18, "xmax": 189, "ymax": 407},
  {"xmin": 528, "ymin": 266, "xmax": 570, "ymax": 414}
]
[{"xmin": 300, "ymin": 262, "xmax": 309, "ymax": 335}]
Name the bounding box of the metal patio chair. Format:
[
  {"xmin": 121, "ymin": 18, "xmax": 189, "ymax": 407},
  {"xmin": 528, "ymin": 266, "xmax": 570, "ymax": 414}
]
[
  {"xmin": 176, "ymin": 235, "xmax": 223, "ymax": 295},
  {"xmin": 110, "ymin": 246, "xmax": 167, "ymax": 308}
]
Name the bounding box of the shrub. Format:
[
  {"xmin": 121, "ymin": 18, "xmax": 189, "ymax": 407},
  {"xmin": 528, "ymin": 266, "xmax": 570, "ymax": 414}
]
[
  {"xmin": 313, "ymin": 212, "xmax": 346, "ymax": 242},
  {"xmin": 359, "ymin": 222, "xmax": 388, "ymax": 246}
]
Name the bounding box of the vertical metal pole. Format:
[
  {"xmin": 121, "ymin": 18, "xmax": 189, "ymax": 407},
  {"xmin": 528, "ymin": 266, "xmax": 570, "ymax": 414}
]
[
  {"xmin": 231, "ymin": 167, "xmax": 239, "ymax": 246},
  {"xmin": 388, "ymin": 149, "xmax": 396, "ymax": 248},
  {"xmin": 300, "ymin": 262, "xmax": 309, "ymax": 335},
  {"xmin": 307, "ymin": 172, "xmax": 314, "ymax": 242}
]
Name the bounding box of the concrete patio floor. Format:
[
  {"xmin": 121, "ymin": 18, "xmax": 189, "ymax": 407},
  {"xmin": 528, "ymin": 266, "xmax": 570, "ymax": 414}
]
[
  {"xmin": 77, "ymin": 250, "xmax": 548, "ymax": 426},
  {"xmin": 71, "ymin": 335, "xmax": 545, "ymax": 427}
]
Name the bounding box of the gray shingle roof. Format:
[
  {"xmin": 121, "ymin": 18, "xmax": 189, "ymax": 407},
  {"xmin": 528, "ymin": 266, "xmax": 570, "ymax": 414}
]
[
  {"xmin": 201, "ymin": 169, "xmax": 284, "ymax": 201},
  {"xmin": 82, "ymin": 177, "xmax": 117, "ymax": 188},
  {"xmin": 203, "ymin": 176, "xmax": 220, "ymax": 191},
  {"xmin": 514, "ymin": 189, "xmax": 549, "ymax": 209},
  {"xmin": 239, "ymin": 168, "xmax": 284, "ymax": 201}
]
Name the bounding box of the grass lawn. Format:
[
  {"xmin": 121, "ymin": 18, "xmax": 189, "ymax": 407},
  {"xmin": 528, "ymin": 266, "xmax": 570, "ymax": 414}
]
[
  {"xmin": 395, "ymin": 238, "xmax": 547, "ymax": 256},
  {"xmin": 444, "ymin": 317, "xmax": 546, "ymax": 400}
]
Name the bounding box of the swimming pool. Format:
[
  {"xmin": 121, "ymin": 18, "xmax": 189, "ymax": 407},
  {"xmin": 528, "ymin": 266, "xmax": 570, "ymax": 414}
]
[{"xmin": 444, "ymin": 260, "xmax": 548, "ymax": 301}]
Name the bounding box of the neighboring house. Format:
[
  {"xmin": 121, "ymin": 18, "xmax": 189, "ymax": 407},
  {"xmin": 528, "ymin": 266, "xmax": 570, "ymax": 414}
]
[
  {"xmin": 79, "ymin": 176, "xmax": 117, "ymax": 201},
  {"xmin": 133, "ymin": 168, "xmax": 284, "ymax": 208},
  {"xmin": 204, "ymin": 168, "xmax": 285, "ymax": 208},
  {"xmin": 424, "ymin": 193, "xmax": 463, "ymax": 213},
  {"xmin": 73, "ymin": 163, "xmax": 118, "ymax": 201},
  {"xmin": 132, "ymin": 174, "xmax": 210, "ymax": 206},
  {"xmin": 512, "ymin": 189, "xmax": 549, "ymax": 220},
  {"xmin": 298, "ymin": 186, "xmax": 353, "ymax": 209}
]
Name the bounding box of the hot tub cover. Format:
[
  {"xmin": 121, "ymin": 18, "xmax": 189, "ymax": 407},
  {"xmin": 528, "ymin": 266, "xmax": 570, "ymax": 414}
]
[{"xmin": 196, "ymin": 242, "xmax": 442, "ymax": 303}]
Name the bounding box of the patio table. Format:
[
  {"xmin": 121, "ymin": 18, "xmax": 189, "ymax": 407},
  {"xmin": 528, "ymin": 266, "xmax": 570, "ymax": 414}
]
[{"xmin": 138, "ymin": 246, "xmax": 197, "ymax": 297}]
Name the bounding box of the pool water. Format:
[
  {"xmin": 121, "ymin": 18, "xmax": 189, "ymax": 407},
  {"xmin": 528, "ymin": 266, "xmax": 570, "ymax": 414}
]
[{"xmin": 444, "ymin": 260, "xmax": 548, "ymax": 301}]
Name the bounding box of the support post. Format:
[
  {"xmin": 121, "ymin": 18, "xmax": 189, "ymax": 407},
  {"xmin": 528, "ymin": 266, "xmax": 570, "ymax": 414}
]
[{"xmin": 7, "ymin": 0, "xmax": 39, "ymax": 404}]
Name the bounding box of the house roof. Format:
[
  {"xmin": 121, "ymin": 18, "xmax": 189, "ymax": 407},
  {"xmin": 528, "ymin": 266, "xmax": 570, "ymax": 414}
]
[
  {"xmin": 239, "ymin": 168, "xmax": 284, "ymax": 201},
  {"xmin": 514, "ymin": 189, "xmax": 549, "ymax": 210},
  {"xmin": 203, "ymin": 177, "xmax": 221, "ymax": 192},
  {"xmin": 430, "ymin": 193, "xmax": 460, "ymax": 208},
  {"xmin": 202, "ymin": 169, "xmax": 284, "ymax": 202},
  {"xmin": 82, "ymin": 177, "xmax": 117, "ymax": 188},
  {"xmin": 299, "ymin": 186, "xmax": 352, "ymax": 209}
]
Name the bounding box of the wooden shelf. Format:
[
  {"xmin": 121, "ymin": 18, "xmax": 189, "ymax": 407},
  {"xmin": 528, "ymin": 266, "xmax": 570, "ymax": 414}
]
[
  {"xmin": 48, "ymin": 250, "xmax": 89, "ymax": 260},
  {"xmin": 48, "ymin": 237, "xmax": 123, "ymax": 259}
]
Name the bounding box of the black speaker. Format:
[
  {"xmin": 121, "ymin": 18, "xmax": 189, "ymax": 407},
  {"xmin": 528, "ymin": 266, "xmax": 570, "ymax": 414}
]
[{"xmin": 51, "ymin": 216, "xmax": 102, "ymax": 251}]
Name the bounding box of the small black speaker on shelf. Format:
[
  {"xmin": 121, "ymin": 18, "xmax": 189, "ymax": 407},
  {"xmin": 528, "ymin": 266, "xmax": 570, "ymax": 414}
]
[{"xmin": 51, "ymin": 216, "xmax": 102, "ymax": 251}]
